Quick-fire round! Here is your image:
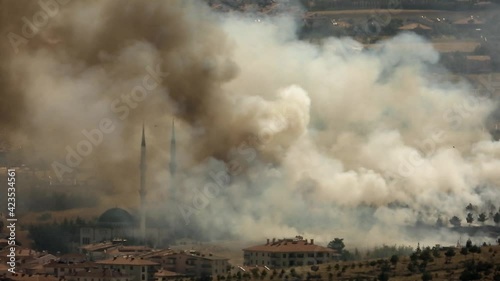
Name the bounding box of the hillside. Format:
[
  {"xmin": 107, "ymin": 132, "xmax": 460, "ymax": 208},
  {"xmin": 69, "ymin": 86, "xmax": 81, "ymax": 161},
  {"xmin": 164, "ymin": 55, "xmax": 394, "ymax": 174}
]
[{"xmin": 223, "ymin": 244, "xmax": 500, "ymax": 281}]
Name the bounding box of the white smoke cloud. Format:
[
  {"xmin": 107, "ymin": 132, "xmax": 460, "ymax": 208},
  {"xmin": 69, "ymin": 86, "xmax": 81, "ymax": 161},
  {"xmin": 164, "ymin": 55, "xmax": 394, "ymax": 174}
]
[{"xmin": 2, "ymin": 0, "xmax": 500, "ymax": 247}]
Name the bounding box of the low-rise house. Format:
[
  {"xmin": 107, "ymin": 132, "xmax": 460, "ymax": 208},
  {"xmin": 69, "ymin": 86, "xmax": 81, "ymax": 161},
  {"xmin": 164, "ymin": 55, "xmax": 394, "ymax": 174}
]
[
  {"xmin": 104, "ymin": 246, "xmax": 152, "ymax": 259},
  {"xmin": 95, "ymin": 256, "xmax": 159, "ymax": 281},
  {"xmin": 20, "ymin": 254, "xmax": 58, "ymax": 275},
  {"xmin": 80, "ymin": 242, "xmax": 121, "ymax": 261},
  {"xmin": 3, "ymin": 273, "xmax": 63, "ymax": 281},
  {"xmin": 22, "ymin": 264, "xmax": 46, "ymax": 275},
  {"xmin": 58, "ymin": 254, "xmax": 87, "ymax": 264},
  {"xmin": 136, "ymin": 250, "xmax": 174, "ymax": 265},
  {"xmin": 0, "ymin": 248, "xmax": 42, "ymax": 266},
  {"xmin": 44, "ymin": 261, "xmax": 98, "ymax": 278},
  {"xmin": 158, "ymin": 251, "xmax": 229, "ymax": 278},
  {"xmin": 242, "ymin": 236, "xmax": 340, "ymax": 268},
  {"xmin": 153, "ymin": 269, "xmax": 185, "ymax": 281},
  {"xmin": 67, "ymin": 268, "xmax": 132, "ymax": 281}
]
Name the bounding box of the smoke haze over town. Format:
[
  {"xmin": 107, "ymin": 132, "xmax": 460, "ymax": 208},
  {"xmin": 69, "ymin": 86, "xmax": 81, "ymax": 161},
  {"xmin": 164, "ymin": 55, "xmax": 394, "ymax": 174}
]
[{"xmin": 1, "ymin": 0, "xmax": 500, "ymax": 249}]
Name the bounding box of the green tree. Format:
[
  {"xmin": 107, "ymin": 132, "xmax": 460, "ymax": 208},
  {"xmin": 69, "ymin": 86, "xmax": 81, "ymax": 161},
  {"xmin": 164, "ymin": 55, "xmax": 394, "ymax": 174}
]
[
  {"xmin": 341, "ymin": 250, "xmax": 353, "ymax": 261},
  {"xmin": 328, "ymin": 238, "xmax": 345, "ymax": 252},
  {"xmin": 466, "ymin": 203, "xmax": 476, "ymax": 213},
  {"xmin": 467, "ymin": 213, "xmax": 475, "ymax": 225},
  {"xmin": 494, "ymin": 212, "xmax": 500, "ymax": 225},
  {"xmin": 390, "ymin": 255, "xmax": 399, "ymax": 267},
  {"xmin": 450, "ymin": 216, "xmax": 461, "ymax": 227},
  {"xmin": 378, "ymin": 271, "xmax": 390, "ymax": 281},
  {"xmin": 251, "ymin": 268, "xmax": 260, "ymax": 279},
  {"xmin": 445, "ymin": 248, "xmax": 456, "ymax": 264},
  {"xmin": 478, "ymin": 213, "xmax": 488, "ymax": 224},
  {"xmin": 422, "ymin": 271, "xmax": 433, "ymax": 281},
  {"xmin": 461, "ymin": 247, "xmax": 469, "ymax": 256},
  {"xmin": 466, "ymin": 239, "xmax": 473, "ymax": 248}
]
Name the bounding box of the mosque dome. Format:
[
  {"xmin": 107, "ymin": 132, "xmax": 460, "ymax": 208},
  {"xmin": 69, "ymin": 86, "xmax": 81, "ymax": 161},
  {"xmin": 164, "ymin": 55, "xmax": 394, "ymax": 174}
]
[{"xmin": 97, "ymin": 208, "xmax": 135, "ymax": 227}]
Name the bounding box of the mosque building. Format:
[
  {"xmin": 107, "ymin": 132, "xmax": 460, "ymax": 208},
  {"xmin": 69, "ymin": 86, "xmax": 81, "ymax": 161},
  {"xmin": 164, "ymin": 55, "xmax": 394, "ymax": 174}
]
[{"xmin": 79, "ymin": 121, "xmax": 177, "ymax": 247}]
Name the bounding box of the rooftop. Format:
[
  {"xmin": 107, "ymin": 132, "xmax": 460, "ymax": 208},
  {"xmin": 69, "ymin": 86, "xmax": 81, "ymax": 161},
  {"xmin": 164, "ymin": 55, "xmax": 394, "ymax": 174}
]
[
  {"xmin": 106, "ymin": 245, "xmax": 152, "ymax": 254},
  {"xmin": 95, "ymin": 256, "xmax": 159, "ymax": 266},
  {"xmin": 3, "ymin": 273, "xmax": 60, "ymax": 281},
  {"xmin": 243, "ymin": 237, "xmax": 338, "ymax": 253},
  {"xmin": 80, "ymin": 242, "xmax": 120, "ymax": 252},
  {"xmin": 399, "ymin": 23, "xmax": 432, "ymax": 30},
  {"xmin": 154, "ymin": 269, "xmax": 185, "ymax": 277},
  {"xmin": 43, "ymin": 261, "xmax": 97, "ymax": 269},
  {"xmin": 98, "ymin": 208, "xmax": 135, "ymax": 227},
  {"xmin": 72, "ymin": 269, "xmax": 132, "ymax": 278}
]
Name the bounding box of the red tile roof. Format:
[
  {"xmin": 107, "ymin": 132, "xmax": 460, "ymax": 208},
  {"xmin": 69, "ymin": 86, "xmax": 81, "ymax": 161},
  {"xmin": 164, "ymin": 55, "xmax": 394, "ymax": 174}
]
[
  {"xmin": 43, "ymin": 261, "xmax": 98, "ymax": 269},
  {"xmin": 154, "ymin": 269, "xmax": 184, "ymax": 277},
  {"xmin": 80, "ymin": 242, "xmax": 120, "ymax": 252},
  {"xmin": 72, "ymin": 269, "xmax": 132, "ymax": 278},
  {"xmin": 95, "ymin": 256, "xmax": 158, "ymax": 266},
  {"xmin": 3, "ymin": 273, "xmax": 61, "ymax": 281},
  {"xmin": 399, "ymin": 23, "xmax": 432, "ymax": 30},
  {"xmin": 138, "ymin": 249, "xmax": 174, "ymax": 259},
  {"xmin": 243, "ymin": 238, "xmax": 337, "ymax": 253}
]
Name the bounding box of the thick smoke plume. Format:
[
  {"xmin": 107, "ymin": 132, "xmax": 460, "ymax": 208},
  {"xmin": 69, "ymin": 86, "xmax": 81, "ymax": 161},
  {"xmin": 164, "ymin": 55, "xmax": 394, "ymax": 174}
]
[{"xmin": 1, "ymin": 0, "xmax": 500, "ymax": 247}]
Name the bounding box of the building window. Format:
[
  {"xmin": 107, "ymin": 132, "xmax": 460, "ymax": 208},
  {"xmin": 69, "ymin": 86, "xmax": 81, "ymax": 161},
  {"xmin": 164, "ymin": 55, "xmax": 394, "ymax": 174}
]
[
  {"xmin": 130, "ymin": 266, "xmax": 133, "ymax": 270},
  {"xmin": 142, "ymin": 275, "xmax": 145, "ymax": 280},
  {"xmin": 282, "ymin": 254, "xmax": 286, "ymax": 258},
  {"xmin": 142, "ymin": 267, "xmax": 145, "ymax": 273},
  {"xmin": 82, "ymin": 237, "xmax": 90, "ymax": 244}
]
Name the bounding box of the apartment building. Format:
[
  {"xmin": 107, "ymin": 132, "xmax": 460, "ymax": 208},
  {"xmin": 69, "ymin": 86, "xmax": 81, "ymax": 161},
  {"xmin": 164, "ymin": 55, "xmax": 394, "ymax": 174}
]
[
  {"xmin": 43, "ymin": 261, "xmax": 98, "ymax": 278},
  {"xmin": 242, "ymin": 236, "xmax": 339, "ymax": 268},
  {"xmin": 153, "ymin": 269, "xmax": 185, "ymax": 281},
  {"xmin": 68, "ymin": 268, "xmax": 132, "ymax": 281},
  {"xmin": 95, "ymin": 256, "xmax": 159, "ymax": 281},
  {"xmin": 159, "ymin": 251, "xmax": 230, "ymax": 278}
]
